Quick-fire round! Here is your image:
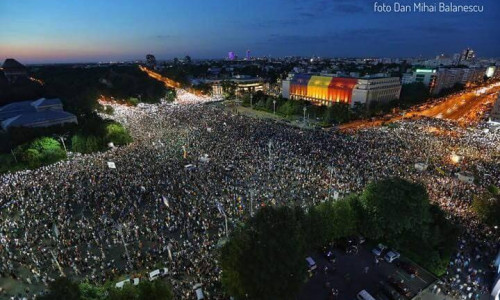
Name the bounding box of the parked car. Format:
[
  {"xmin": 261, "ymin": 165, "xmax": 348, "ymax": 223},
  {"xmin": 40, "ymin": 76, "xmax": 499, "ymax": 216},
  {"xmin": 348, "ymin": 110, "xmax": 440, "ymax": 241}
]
[
  {"xmin": 396, "ymin": 261, "xmax": 419, "ymax": 277},
  {"xmin": 193, "ymin": 283, "xmax": 204, "ymax": 300},
  {"xmin": 384, "ymin": 250, "xmax": 400, "ymax": 263},
  {"xmin": 306, "ymin": 256, "xmax": 317, "ymax": 276},
  {"xmin": 387, "ymin": 276, "xmax": 412, "ymax": 298},
  {"xmin": 372, "ymin": 243, "xmax": 387, "ymax": 256},
  {"xmin": 148, "ymin": 267, "xmax": 168, "ymax": 281}
]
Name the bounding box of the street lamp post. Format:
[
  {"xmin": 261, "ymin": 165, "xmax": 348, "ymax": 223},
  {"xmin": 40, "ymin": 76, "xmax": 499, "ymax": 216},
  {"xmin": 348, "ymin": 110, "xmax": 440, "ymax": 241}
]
[
  {"xmin": 59, "ymin": 136, "xmax": 67, "ymax": 153},
  {"xmin": 303, "ymin": 106, "xmax": 307, "ymax": 125},
  {"xmin": 273, "ymin": 100, "xmax": 276, "ymax": 114},
  {"xmin": 250, "ymin": 94, "xmax": 253, "ymax": 109},
  {"xmin": 116, "ymin": 223, "xmax": 132, "ymax": 269},
  {"xmin": 268, "ymin": 140, "xmax": 273, "ymax": 169}
]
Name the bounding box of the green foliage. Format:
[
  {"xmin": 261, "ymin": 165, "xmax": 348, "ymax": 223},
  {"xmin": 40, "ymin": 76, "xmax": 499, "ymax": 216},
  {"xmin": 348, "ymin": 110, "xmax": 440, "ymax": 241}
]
[
  {"xmin": 487, "ymin": 185, "xmax": 500, "ymax": 196},
  {"xmin": 323, "ymin": 103, "xmax": 351, "ymax": 124},
  {"xmin": 359, "ymin": 178, "xmax": 457, "ymax": 276},
  {"xmin": 220, "ymin": 206, "xmax": 307, "ymax": 300},
  {"xmin": 128, "ymin": 97, "xmax": 139, "ymax": 106},
  {"xmin": 108, "ymin": 280, "xmax": 174, "ymax": 300},
  {"xmin": 39, "ymin": 277, "xmax": 81, "ymax": 300},
  {"xmin": 472, "ymin": 192, "xmax": 500, "ymax": 227},
  {"xmin": 359, "ymin": 177, "xmax": 431, "ymax": 244},
  {"xmin": 304, "ymin": 198, "xmax": 358, "ymax": 248},
  {"xmin": 71, "ymin": 134, "xmax": 104, "ymax": 153},
  {"xmin": 80, "ymin": 282, "xmax": 107, "ymax": 300},
  {"xmin": 221, "ymin": 81, "xmax": 237, "ymax": 99},
  {"xmin": 105, "ymin": 123, "xmax": 133, "ymax": 146},
  {"xmin": 14, "ymin": 137, "xmax": 66, "ymax": 169},
  {"xmin": 165, "ymin": 89, "xmax": 176, "ymax": 102}
]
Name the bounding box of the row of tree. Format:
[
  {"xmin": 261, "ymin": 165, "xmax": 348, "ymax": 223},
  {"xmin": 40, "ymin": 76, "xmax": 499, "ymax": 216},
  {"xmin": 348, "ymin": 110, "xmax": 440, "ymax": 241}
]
[
  {"xmin": 39, "ymin": 277, "xmax": 173, "ymax": 300},
  {"xmin": 220, "ymin": 178, "xmax": 458, "ymax": 300},
  {"xmin": 1, "ymin": 118, "xmax": 132, "ymax": 173}
]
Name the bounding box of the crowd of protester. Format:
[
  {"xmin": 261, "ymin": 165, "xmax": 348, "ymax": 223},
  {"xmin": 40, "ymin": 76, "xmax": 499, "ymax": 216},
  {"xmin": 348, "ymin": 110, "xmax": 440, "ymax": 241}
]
[{"xmin": 0, "ymin": 98, "xmax": 499, "ymax": 299}]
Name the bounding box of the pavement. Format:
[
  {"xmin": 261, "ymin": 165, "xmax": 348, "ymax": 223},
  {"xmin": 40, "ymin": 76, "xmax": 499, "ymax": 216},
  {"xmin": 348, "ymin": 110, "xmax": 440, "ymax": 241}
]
[{"xmin": 298, "ymin": 244, "xmax": 437, "ymax": 300}]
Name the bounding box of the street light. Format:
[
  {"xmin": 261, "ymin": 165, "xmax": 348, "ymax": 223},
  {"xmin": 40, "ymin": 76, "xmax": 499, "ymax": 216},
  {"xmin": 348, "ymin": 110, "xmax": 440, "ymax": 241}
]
[
  {"xmin": 303, "ymin": 106, "xmax": 307, "ymax": 125},
  {"xmin": 250, "ymin": 94, "xmax": 253, "ymax": 109},
  {"xmin": 273, "ymin": 100, "xmax": 276, "ymax": 114}
]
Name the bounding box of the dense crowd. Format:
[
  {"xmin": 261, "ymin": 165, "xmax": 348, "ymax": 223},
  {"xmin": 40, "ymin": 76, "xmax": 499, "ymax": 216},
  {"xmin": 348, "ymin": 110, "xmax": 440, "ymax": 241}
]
[{"xmin": 0, "ymin": 98, "xmax": 499, "ymax": 299}]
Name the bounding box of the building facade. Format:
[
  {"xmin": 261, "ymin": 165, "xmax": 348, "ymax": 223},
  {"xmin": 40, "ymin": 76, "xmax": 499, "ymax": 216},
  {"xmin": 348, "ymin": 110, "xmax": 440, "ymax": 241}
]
[{"xmin": 282, "ymin": 73, "xmax": 401, "ymax": 107}]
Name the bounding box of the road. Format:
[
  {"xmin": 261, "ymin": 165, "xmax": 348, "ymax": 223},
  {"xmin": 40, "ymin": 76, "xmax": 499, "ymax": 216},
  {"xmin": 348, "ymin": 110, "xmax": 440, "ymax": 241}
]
[{"xmin": 339, "ymin": 81, "xmax": 500, "ymax": 131}]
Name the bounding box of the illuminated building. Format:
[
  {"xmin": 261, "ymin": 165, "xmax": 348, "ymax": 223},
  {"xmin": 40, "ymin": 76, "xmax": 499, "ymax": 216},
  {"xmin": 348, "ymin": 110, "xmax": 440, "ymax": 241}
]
[
  {"xmin": 228, "ymin": 52, "xmax": 235, "ymax": 61},
  {"xmin": 1, "ymin": 58, "xmax": 27, "ymax": 84},
  {"xmin": 486, "ymin": 66, "xmax": 496, "ymax": 78},
  {"xmin": 459, "ymin": 48, "xmax": 475, "ymax": 63},
  {"xmin": 207, "ymin": 75, "xmax": 264, "ymax": 96},
  {"xmin": 282, "ymin": 73, "xmax": 401, "ymax": 107}
]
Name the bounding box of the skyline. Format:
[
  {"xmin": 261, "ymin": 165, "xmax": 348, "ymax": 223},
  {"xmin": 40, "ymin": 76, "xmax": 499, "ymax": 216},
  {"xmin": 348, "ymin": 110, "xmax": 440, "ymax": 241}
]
[{"xmin": 1, "ymin": 0, "xmax": 500, "ymax": 64}]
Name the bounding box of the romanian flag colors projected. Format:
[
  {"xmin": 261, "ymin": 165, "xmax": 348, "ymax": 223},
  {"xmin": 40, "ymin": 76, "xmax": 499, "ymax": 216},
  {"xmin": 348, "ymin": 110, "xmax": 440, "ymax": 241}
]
[{"xmin": 289, "ymin": 74, "xmax": 358, "ymax": 104}]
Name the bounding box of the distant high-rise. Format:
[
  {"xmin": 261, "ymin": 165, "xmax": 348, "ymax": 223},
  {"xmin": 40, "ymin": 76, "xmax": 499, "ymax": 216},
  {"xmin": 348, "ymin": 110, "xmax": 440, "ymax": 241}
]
[
  {"xmin": 246, "ymin": 50, "xmax": 250, "ymax": 61},
  {"xmin": 228, "ymin": 52, "xmax": 235, "ymax": 61},
  {"xmin": 146, "ymin": 54, "xmax": 157, "ymax": 67},
  {"xmin": 459, "ymin": 48, "xmax": 475, "ymax": 63}
]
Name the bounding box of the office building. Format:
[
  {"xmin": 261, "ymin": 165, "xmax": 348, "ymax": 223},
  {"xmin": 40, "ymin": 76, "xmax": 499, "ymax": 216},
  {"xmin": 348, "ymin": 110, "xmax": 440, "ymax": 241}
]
[
  {"xmin": 460, "ymin": 48, "xmax": 475, "ymax": 63},
  {"xmin": 282, "ymin": 73, "xmax": 401, "ymax": 107}
]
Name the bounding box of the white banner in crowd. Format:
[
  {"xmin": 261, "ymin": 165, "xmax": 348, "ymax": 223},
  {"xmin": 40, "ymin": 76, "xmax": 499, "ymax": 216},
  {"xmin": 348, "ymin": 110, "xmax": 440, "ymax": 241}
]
[
  {"xmin": 162, "ymin": 195, "xmax": 169, "ymax": 208},
  {"xmin": 107, "ymin": 162, "xmax": 116, "ymax": 169}
]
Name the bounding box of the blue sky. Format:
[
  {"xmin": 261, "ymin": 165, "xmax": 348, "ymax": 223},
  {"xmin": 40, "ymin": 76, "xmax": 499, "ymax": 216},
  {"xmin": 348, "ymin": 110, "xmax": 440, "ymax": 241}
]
[{"xmin": 1, "ymin": 0, "xmax": 499, "ymax": 63}]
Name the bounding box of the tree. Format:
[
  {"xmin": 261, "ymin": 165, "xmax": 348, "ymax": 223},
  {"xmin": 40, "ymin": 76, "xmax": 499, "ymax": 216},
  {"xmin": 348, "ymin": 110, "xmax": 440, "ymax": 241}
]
[
  {"xmin": 39, "ymin": 277, "xmax": 81, "ymax": 300},
  {"xmin": 359, "ymin": 177, "xmax": 431, "ymax": 246},
  {"xmin": 165, "ymin": 89, "xmax": 176, "ymax": 102},
  {"xmin": 105, "ymin": 122, "xmax": 133, "ymax": 146},
  {"xmin": 184, "ymin": 55, "xmax": 192, "ymax": 64},
  {"xmin": 108, "ymin": 280, "xmax": 174, "ymax": 300},
  {"xmin": 304, "ymin": 198, "xmax": 358, "ymax": 248},
  {"xmin": 472, "ymin": 191, "xmax": 500, "ymax": 227},
  {"xmin": 79, "ymin": 282, "xmax": 107, "ymax": 300},
  {"xmin": 220, "ymin": 206, "xmax": 307, "ymax": 300}
]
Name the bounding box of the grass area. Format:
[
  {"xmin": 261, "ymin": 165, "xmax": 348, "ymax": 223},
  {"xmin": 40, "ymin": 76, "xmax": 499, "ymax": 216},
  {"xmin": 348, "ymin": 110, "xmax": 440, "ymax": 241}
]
[{"xmin": 229, "ymin": 104, "xmax": 322, "ymax": 130}]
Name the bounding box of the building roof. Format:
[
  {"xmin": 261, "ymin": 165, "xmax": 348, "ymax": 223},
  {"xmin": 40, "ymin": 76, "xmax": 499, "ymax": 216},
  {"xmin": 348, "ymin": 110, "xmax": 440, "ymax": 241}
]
[
  {"xmin": 0, "ymin": 98, "xmax": 64, "ymax": 122},
  {"xmin": 2, "ymin": 58, "xmax": 26, "ymax": 71},
  {"xmin": 1, "ymin": 110, "xmax": 77, "ymax": 130},
  {"xmin": 32, "ymin": 98, "xmax": 62, "ymax": 108}
]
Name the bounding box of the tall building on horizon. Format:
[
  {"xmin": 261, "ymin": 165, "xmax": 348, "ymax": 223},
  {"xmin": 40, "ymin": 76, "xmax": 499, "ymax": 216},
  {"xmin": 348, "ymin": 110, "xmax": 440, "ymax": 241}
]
[
  {"xmin": 228, "ymin": 51, "xmax": 235, "ymax": 61},
  {"xmin": 246, "ymin": 50, "xmax": 250, "ymax": 61},
  {"xmin": 459, "ymin": 48, "xmax": 475, "ymax": 63},
  {"xmin": 146, "ymin": 54, "xmax": 157, "ymax": 67}
]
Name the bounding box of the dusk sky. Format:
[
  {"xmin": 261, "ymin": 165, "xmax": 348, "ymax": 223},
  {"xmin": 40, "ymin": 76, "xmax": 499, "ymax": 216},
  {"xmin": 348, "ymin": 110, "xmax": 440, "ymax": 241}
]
[{"xmin": 1, "ymin": 0, "xmax": 499, "ymax": 64}]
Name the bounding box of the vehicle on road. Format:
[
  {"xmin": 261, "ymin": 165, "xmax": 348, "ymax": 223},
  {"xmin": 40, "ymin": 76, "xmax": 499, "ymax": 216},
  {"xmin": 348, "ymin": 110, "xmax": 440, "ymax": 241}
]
[
  {"xmin": 396, "ymin": 261, "xmax": 419, "ymax": 277},
  {"xmin": 372, "ymin": 243, "xmax": 387, "ymax": 256},
  {"xmin": 357, "ymin": 289, "xmax": 377, "ymax": 300},
  {"xmin": 384, "ymin": 251, "xmax": 400, "ymax": 263}
]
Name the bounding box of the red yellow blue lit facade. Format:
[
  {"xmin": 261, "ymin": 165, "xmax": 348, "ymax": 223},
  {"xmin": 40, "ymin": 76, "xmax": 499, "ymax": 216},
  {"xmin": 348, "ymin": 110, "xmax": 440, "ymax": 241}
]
[
  {"xmin": 288, "ymin": 74, "xmax": 358, "ymax": 105},
  {"xmin": 283, "ymin": 73, "xmax": 402, "ymax": 107}
]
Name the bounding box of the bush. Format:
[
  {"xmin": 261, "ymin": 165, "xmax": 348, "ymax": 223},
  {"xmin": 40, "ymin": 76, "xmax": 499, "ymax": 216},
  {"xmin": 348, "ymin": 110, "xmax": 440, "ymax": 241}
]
[
  {"xmin": 105, "ymin": 123, "xmax": 133, "ymax": 146},
  {"xmin": 14, "ymin": 137, "xmax": 66, "ymax": 169}
]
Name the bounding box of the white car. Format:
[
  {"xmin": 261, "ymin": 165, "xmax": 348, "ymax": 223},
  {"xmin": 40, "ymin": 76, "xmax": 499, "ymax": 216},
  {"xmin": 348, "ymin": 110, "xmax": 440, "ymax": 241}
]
[
  {"xmin": 372, "ymin": 243, "xmax": 387, "ymax": 256},
  {"xmin": 306, "ymin": 257, "xmax": 317, "ymax": 272},
  {"xmin": 193, "ymin": 283, "xmax": 204, "ymax": 300},
  {"xmin": 384, "ymin": 251, "xmax": 400, "ymax": 263}
]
